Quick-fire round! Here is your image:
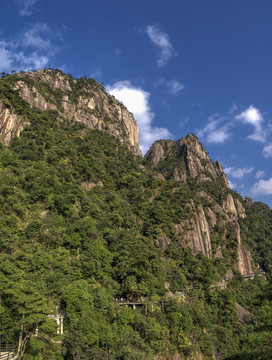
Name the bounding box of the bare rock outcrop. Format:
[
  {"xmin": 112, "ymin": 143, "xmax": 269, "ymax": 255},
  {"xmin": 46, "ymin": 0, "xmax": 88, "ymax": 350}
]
[
  {"xmin": 172, "ymin": 191, "xmax": 252, "ymax": 274},
  {"xmin": 156, "ymin": 234, "xmax": 171, "ymax": 251},
  {"xmin": 237, "ymin": 243, "xmax": 252, "ymax": 275},
  {"xmin": 14, "ymin": 80, "xmax": 57, "ymax": 111},
  {"xmin": 235, "ymin": 199, "xmax": 246, "ymax": 218},
  {"xmin": 235, "ymin": 303, "xmax": 255, "ymax": 324},
  {"xmin": 21, "ymin": 69, "xmax": 73, "ymax": 91},
  {"xmin": 1, "ymin": 69, "xmax": 141, "ymax": 156},
  {"xmin": 176, "ymin": 203, "xmax": 212, "ymax": 258},
  {"xmin": 245, "ymin": 197, "xmax": 254, "ymax": 207},
  {"xmin": 144, "ymin": 134, "xmax": 230, "ymax": 187},
  {"xmin": 0, "ymin": 100, "xmax": 29, "ymax": 145},
  {"xmin": 222, "ymin": 194, "xmax": 238, "ymax": 217},
  {"xmin": 144, "ymin": 139, "xmax": 253, "ymax": 275},
  {"xmin": 222, "ymin": 194, "xmax": 246, "ymax": 219}
]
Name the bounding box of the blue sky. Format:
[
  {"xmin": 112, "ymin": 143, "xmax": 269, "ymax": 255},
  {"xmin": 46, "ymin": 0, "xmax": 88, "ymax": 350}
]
[{"xmin": 1, "ymin": 0, "xmax": 272, "ymax": 207}]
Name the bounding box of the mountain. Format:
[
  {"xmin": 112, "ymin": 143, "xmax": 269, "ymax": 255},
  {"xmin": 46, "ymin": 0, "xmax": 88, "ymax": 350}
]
[
  {"xmin": 144, "ymin": 135, "xmax": 252, "ymax": 276},
  {"xmin": 0, "ymin": 69, "xmax": 271, "ymax": 360},
  {"xmin": 144, "ymin": 134, "xmax": 229, "ymax": 187},
  {"xmin": 0, "ymin": 69, "xmax": 140, "ymax": 155}
]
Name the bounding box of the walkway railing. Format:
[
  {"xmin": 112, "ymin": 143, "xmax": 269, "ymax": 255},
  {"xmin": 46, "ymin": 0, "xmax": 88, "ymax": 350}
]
[{"xmin": 0, "ymin": 342, "xmax": 17, "ymax": 360}]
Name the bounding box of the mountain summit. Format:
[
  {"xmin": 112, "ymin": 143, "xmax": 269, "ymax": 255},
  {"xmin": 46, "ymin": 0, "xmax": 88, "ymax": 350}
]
[
  {"xmin": 144, "ymin": 133, "xmax": 229, "ymax": 187},
  {"xmin": 0, "ymin": 69, "xmax": 141, "ymax": 155}
]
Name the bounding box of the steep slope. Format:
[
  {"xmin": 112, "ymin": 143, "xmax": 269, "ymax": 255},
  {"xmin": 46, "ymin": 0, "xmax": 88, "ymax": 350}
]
[
  {"xmin": 0, "ymin": 69, "xmax": 140, "ymax": 155},
  {"xmin": 144, "ymin": 134, "xmax": 229, "ymax": 186},
  {"xmin": 144, "ymin": 135, "xmax": 252, "ymax": 275},
  {"xmin": 0, "ymin": 70, "xmax": 271, "ymax": 360}
]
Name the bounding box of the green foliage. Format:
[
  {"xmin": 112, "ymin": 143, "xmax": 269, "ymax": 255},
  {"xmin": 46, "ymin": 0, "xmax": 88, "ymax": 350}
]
[
  {"xmin": 239, "ymin": 202, "xmax": 272, "ymax": 276},
  {"xmin": 0, "ymin": 71, "xmax": 271, "ymax": 359}
]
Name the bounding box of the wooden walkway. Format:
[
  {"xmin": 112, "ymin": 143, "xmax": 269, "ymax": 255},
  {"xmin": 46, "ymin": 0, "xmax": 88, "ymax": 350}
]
[{"xmin": 114, "ymin": 270, "xmax": 267, "ymax": 311}]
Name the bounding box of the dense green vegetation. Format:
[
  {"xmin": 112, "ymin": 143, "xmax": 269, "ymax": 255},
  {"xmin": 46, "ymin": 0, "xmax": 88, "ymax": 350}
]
[
  {"xmin": 240, "ymin": 201, "xmax": 272, "ymax": 275},
  {"xmin": 0, "ymin": 71, "xmax": 271, "ymax": 360}
]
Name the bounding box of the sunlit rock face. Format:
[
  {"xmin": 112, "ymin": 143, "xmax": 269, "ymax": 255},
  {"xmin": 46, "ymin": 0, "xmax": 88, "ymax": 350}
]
[
  {"xmin": 144, "ymin": 133, "xmax": 230, "ymax": 187},
  {"xmin": 147, "ymin": 135, "xmax": 252, "ymax": 275},
  {"xmin": 0, "ymin": 69, "xmax": 141, "ymax": 156},
  {"xmin": 0, "ymin": 100, "xmax": 29, "ymax": 145}
]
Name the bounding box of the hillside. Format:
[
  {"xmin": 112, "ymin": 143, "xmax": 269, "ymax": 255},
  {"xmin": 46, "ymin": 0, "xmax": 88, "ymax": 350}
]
[{"xmin": 0, "ymin": 69, "xmax": 271, "ymax": 360}]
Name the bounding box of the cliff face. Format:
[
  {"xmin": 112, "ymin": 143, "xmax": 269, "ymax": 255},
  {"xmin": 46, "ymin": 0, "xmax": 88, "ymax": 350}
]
[
  {"xmin": 144, "ymin": 134, "xmax": 229, "ymax": 187},
  {"xmin": 147, "ymin": 135, "xmax": 252, "ymax": 275},
  {"xmin": 175, "ymin": 201, "xmax": 213, "ymax": 258},
  {"xmin": 0, "ymin": 100, "xmax": 29, "ymax": 145},
  {"xmin": 173, "ymin": 192, "xmax": 251, "ymax": 275},
  {"xmin": 0, "ymin": 69, "xmax": 141, "ymax": 155}
]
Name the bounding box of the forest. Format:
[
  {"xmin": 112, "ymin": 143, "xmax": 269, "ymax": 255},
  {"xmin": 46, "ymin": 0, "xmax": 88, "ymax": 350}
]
[{"xmin": 0, "ymin": 70, "xmax": 271, "ymax": 360}]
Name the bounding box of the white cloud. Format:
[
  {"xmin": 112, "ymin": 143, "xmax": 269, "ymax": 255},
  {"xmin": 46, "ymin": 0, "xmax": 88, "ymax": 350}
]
[
  {"xmin": 255, "ymin": 170, "xmax": 265, "ymax": 179},
  {"xmin": 0, "ymin": 23, "xmax": 61, "ymax": 72},
  {"xmin": 196, "ymin": 115, "xmax": 232, "ymax": 144},
  {"xmin": 90, "ymin": 68, "xmax": 102, "ymax": 80},
  {"xmin": 18, "ymin": 0, "xmax": 38, "ymax": 16},
  {"xmin": 115, "ymin": 49, "xmax": 123, "ymax": 56},
  {"xmin": 106, "ymin": 81, "xmax": 171, "ymax": 155},
  {"xmin": 263, "ymin": 143, "xmax": 272, "ymax": 158},
  {"xmin": 197, "ymin": 104, "xmax": 271, "ymax": 146},
  {"xmin": 22, "ymin": 23, "xmax": 52, "ymax": 49},
  {"xmin": 166, "ymin": 80, "xmax": 184, "ymax": 94},
  {"xmin": 236, "ymin": 105, "xmax": 266, "ymax": 142},
  {"xmin": 250, "ymin": 178, "xmax": 272, "ymax": 196},
  {"xmin": 224, "ymin": 167, "xmax": 254, "ymax": 179},
  {"xmin": 154, "ymin": 77, "xmax": 184, "ymax": 95},
  {"xmin": 228, "ymin": 180, "xmax": 237, "ymax": 190},
  {"xmin": 0, "ymin": 42, "xmax": 13, "ymax": 71},
  {"xmin": 146, "ymin": 25, "xmax": 177, "ymax": 67}
]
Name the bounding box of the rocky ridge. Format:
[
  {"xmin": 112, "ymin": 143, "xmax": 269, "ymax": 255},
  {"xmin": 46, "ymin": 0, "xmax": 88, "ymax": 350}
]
[
  {"xmin": 0, "ymin": 69, "xmax": 140, "ymax": 155},
  {"xmin": 0, "ymin": 70, "xmax": 253, "ymax": 276},
  {"xmin": 144, "ymin": 134, "xmax": 230, "ymax": 187},
  {"xmin": 145, "ymin": 135, "xmax": 252, "ymax": 275}
]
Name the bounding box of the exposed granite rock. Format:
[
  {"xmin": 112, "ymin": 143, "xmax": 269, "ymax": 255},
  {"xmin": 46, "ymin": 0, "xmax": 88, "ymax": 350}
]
[
  {"xmin": 155, "ymin": 173, "xmax": 166, "ymax": 181},
  {"xmin": 156, "ymin": 234, "xmax": 171, "ymax": 251},
  {"xmin": 196, "ymin": 191, "xmax": 214, "ymax": 204},
  {"xmin": 154, "ymin": 352, "xmax": 182, "ymax": 360},
  {"xmin": 172, "ymin": 192, "xmax": 252, "ymax": 274},
  {"xmin": 144, "ymin": 133, "xmax": 230, "ymax": 187},
  {"xmin": 223, "ymin": 214, "xmax": 252, "ymax": 275},
  {"xmin": 146, "ymin": 141, "xmax": 168, "ymax": 166},
  {"xmin": 225, "ymin": 268, "xmax": 234, "ymax": 280},
  {"xmin": 235, "ymin": 303, "xmax": 255, "ymax": 324},
  {"xmin": 18, "ymin": 69, "xmax": 73, "ymax": 91},
  {"xmin": 176, "ymin": 203, "xmax": 212, "ymax": 258},
  {"xmin": 222, "ymin": 194, "xmax": 246, "ymax": 219},
  {"xmin": 222, "ymin": 194, "xmax": 238, "ymax": 217},
  {"xmin": 235, "ymin": 199, "xmax": 246, "ymax": 218},
  {"xmin": 0, "ymin": 70, "xmax": 254, "ymax": 278},
  {"xmin": 213, "ymin": 161, "xmax": 230, "ymax": 188},
  {"xmin": 207, "ymin": 207, "xmax": 217, "ymax": 227},
  {"xmin": 81, "ymin": 181, "xmax": 97, "ymax": 191},
  {"xmin": 1, "ymin": 69, "xmax": 141, "ymax": 156},
  {"xmin": 14, "ymin": 81, "xmax": 57, "ymax": 111},
  {"xmin": 245, "ymin": 196, "xmax": 254, "ymax": 207},
  {"xmin": 237, "ymin": 241, "xmax": 252, "ymax": 275},
  {"xmin": 0, "ymin": 100, "xmax": 29, "ymax": 145}
]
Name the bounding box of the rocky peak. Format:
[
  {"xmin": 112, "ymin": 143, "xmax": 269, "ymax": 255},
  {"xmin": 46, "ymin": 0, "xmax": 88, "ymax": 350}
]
[
  {"xmin": 0, "ymin": 69, "xmax": 141, "ymax": 156},
  {"xmin": 245, "ymin": 197, "xmax": 254, "ymax": 207},
  {"xmin": 18, "ymin": 69, "xmax": 73, "ymax": 92},
  {"xmin": 144, "ymin": 133, "xmax": 230, "ymax": 187}
]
